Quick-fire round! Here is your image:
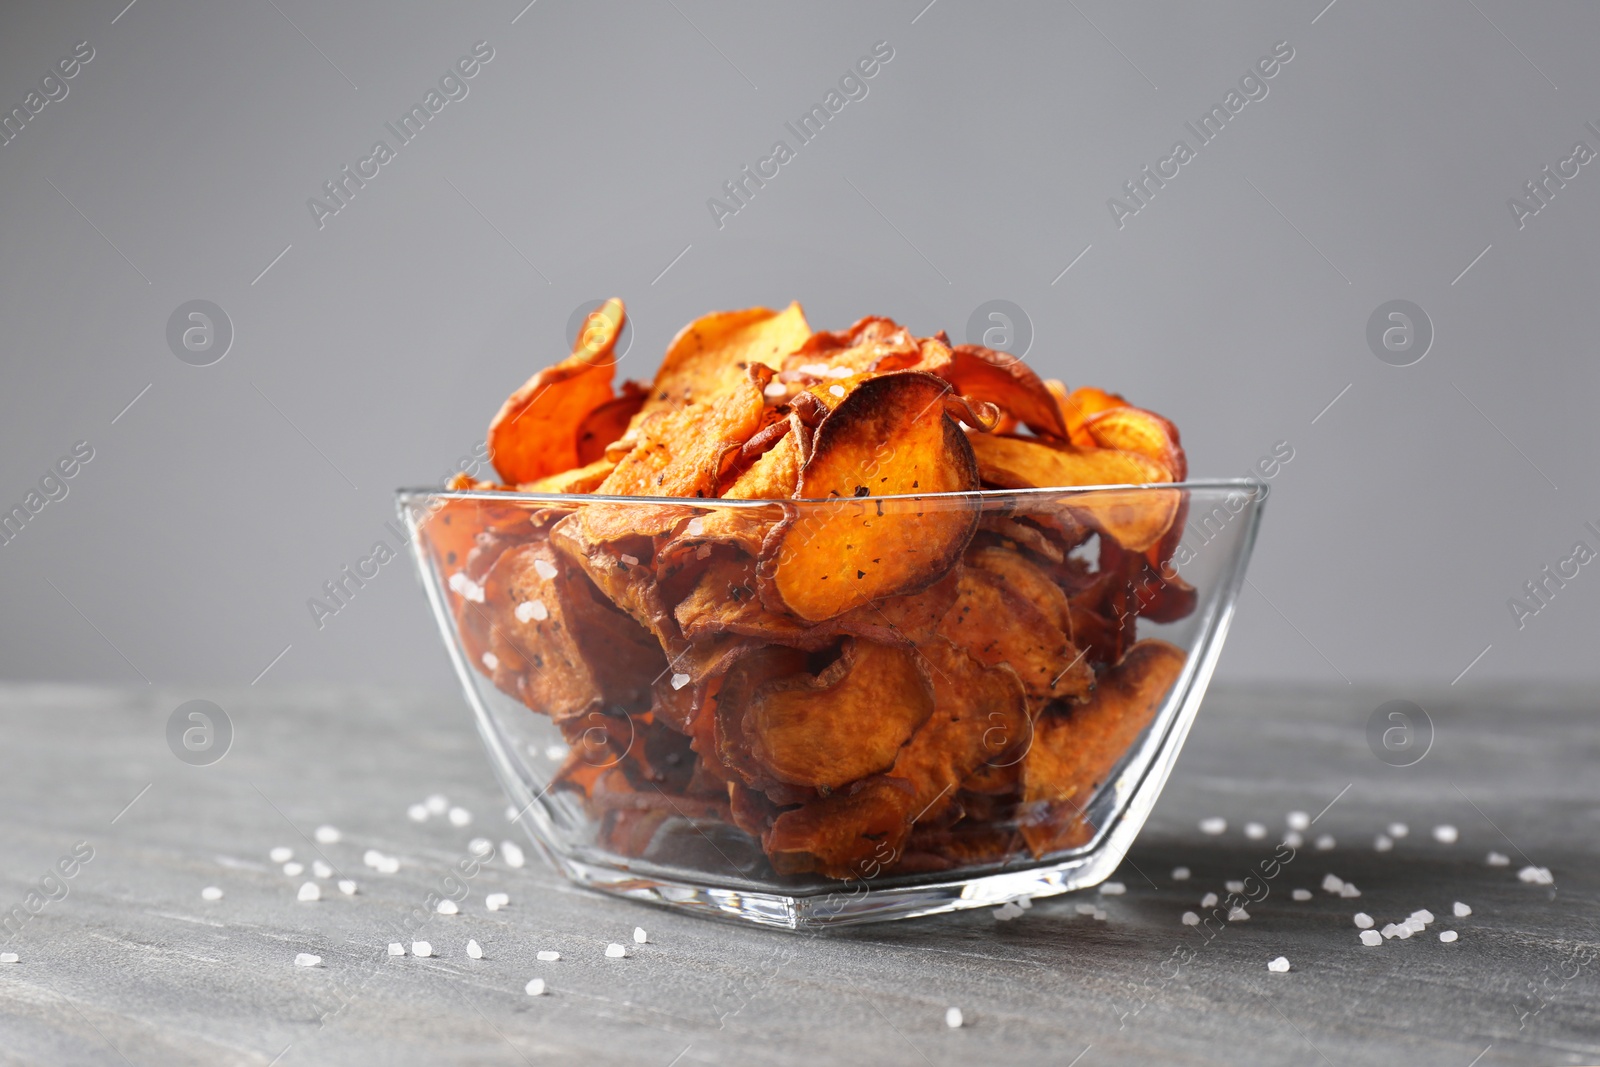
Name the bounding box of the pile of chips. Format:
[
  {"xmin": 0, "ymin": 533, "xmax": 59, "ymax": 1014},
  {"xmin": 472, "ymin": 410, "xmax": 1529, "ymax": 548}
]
[{"xmin": 428, "ymin": 300, "xmax": 1194, "ymax": 880}]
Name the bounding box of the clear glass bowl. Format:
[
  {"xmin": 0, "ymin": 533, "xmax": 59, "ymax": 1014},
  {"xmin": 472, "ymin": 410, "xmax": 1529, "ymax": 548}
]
[{"xmin": 397, "ymin": 480, "xmax": 1264, "ymax": 929}]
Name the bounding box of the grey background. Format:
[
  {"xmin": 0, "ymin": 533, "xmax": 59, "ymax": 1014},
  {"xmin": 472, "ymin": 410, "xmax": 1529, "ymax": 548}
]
[{"xmin": 2, "ymin": 0, "xmax": 1597, "ymax": 692}]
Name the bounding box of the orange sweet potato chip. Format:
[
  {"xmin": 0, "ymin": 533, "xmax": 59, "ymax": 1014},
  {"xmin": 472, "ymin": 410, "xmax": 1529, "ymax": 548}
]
[
  {"xmin": 1020, "ymin": 639, "xmax": 1186, "ymax": 857},
  {"xmin": 1049, "ymin": 383, "xmax": 1128, "ymax": 446},
  {"xmin": 943, "ymin": 345, "xmax": 1068, "ymax": 439},
  {"xmin": 674, "ymin": 553, "xmax": 829, "ymax": 649},
  {"xmin": 762, "ymin": 372, "xmax": 980, "ymax": 622},
  {"xmin": 1082, "ymin": 406, "xmax": 1187, "ymax": 482},
  {"xmin": 635, "ymin": 303, "xmax": 811, "ymax": 426},
  {"xmin": 577, "ymin": 381, "xmax": 647, "ymax": 466},
  {"xmin": 489, "ymin": 298, "xmax": 626, "ymax": 484}
]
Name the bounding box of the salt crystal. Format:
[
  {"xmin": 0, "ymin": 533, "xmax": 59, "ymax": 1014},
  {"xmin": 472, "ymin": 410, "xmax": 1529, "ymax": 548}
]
[
  {"xmin": 1439, "ymin": 930, "xmax": 1459, "ymax": 943},
  {"xmin": 1339, "ymin": 884, "xmax": 1361, "ymax": 899},
  {"xmin": 447, "ymin": 573, "xmax": 485, "ymax": 602},
  {"xmin": 1314, "ymin": 834, "xmax": 1335, "ymax": 851},
  {"xmin": 1287, "ymin": 811, "xmax": 1310, "ymax": 831},
  {"xmin": 481, "ymin": 651, "xmax": 499, "ymax": 672},
  {"xmin": 1171, "ymin": 867, "xmax": 1191, "ymax": 881},
  {"xmin": 0, "ymin": 953, "xmax": 19, "ymax": 964},
  {"xmin": 1403, "ymin": 918, "xmax": 1425, "ymax": 933},
  {"xmin": 1099, "ymin": 881, "xmax": 1126, "ymax": 895},
  {"xmin": 695, "ymin": 545, "xmax": 712, "ymax": 560},
  {"xmin": 283, "ymin": 862, "xmax": 304, "ymax": 876},
  {"xmin": 467, "ymin": 939, "xmax": 483, "ymax": 959},
  {"xmin": 295, "ymin": 953, "xmax": 320, "ymax": 967},
  {"xmin": 502, "ymin": 842, "xmax": 525, "ymax": 868},
  {"xmin": 1244, "ymin": 822, "xmax": 1267, "ymax": 840},
  {"xmin": 437, "ymin": 899, "xmax": 459, "ymax": 915},
  {"xmin": 201, "ymin": 886, "xmax": 223, "ymax": 901},
  {"xmin": 312, "ymin": 861, "xmax": 332, "ymax": 879},
  {"xmin": 533, "ymin": 559, "xmax": 558, "ymax": 580},
  {"xmin": 1487, "ymin": 851, "xmax": 1510, "ymax": 866},
  {"xmin": 670, "ymin": 673, "xmax": 691, "ymax": 691},
  {"xmin": 605, "ymin": 943, "xmax": 627, "ymax": 958},
  {"xmin": 1374, "ymin": 835, "xmax": 1394, "ymax": 852},
  {"xmin": 1321, "ymin": 874, "xmax": 1344, "ymax": 894},
  {"xmin": 448, "ymin": 807, "xmax": 471, "ymax": 827},
  {"xmin": 1225, "ymin": 880, "xmax": 1245, "ymax": 894},
  {"xmin": 338, "ymin": 880, "xmax": 357, "ymax": 895},
  {"xmin": 544, "ymin": 744, "xmax": 568, "ymax": 761},
  {"xmin": 314, "ymin": 825, "xmax": 340, "ymax": 844},
  {"xmin": 468, "ymin": 838, "xmax": 492, "ymax": 856},
  {"xmin": 763, "ymin": 381, "xmax": 788, "ymax": 398},
  {"xmin": 1283, "ymin": 831, "xmax": 1304, "ymax": 849},
  {"xmin": 945, "ymin": 1006, "xmax": 964, "ymax": 1028},
  {"xmin": 388, "ymin": 943, "xmax": 405, "ymax": 956},
  {"xmin": 1291, "ymin": 889, "xmax": 1312, "ymax": 902},
  {"xmin": 514, "ymin": 600, "xmax": 548, "ymax": 623},
  {"xmin": 1200, "ymin": 893, "xmax": 1219, "ymax": 908},
  {"xmin": 1091, "ymin": 910, "xmax": 1107, "ymax": 921},
  {"xmin": 633, "ymin": 927, "xmax": 647, "ymax": 944},
  {"xmin": 1396, "ymin": 925, "xmax": 1414, "ymax": 939},
  {"xmin": 412, "ymin": 941, "xmax": 433, "ymax": 957},
  {"xmin": 1228, "ymin": 906, "xmax": 1250, "ymax": 921},
  {"xmin": 799, "ymin": 362, "xmax": 830, "ymax": 376},
  {"xmin": 828, "ymin": 385, "xmax": 846, "ymax": 398},
  {"xmin": 1199, "ymin": 817, "xmax": 1226, "ymax": 835},
  {"xmin": 270, "ymin": 847, "xmax": 293, "ymax": 863},
  {"xmin": 1388, "ymin": 822, "xmax": 1409, "ymax": 838},
  {"xmin": 425, "ymin": 794, "xmax": 449, "ymax": 814},
  {"xmin": 1074, "ymin": 903, "xmax": 1097, "ymax": 914},
  {"xmin": 1453, "ymin": 901, "xmax": 1471, "ymax": 917},
  {"xmin": 486, "ymin": 892, "xmax": 510, "ymax": 911},
  {"xmin": 1267, "ymin": 956, "xmax": 1289, "ymax": 973},
  {"xmin": 377, "ymin": 855, "xmax": 399, "ymax": 874},
  {"xmin": 619, "ymin": 553, "xmax": 640, "ymax": 567},
  {"xmin": 1432, "ymin": 824, "xmax": 1458, "ymax": 844},
  {"xmin": 504, "ymin": 806, "xmax": 517, "ymax": 821},
  {"xmin": 1181, "ymin": 911, "xmax": 1200, "ymax": 926},
  {"xmin": 1410, "ymin": 909, "xmax": 1434, "ymax": 925},
  {"xmin": 1359, "ymin": 930, "xmax": 1383, "ymax": 946},
  {"xmin": 537, "ymin": 950, "xmax": 560, "ymax": 961},
  {"xmin": 1016, "ymin": 897, "xmax": 1032, "ymax": 910},
  {"xmin": 525, "ymin": 978, "xmax": 546, "ymax": 996},
  {"xmin": 407, "ymin": 803, "xmax": 429, "ymax": 822},
  {"xmin": 1381, "ymin": 923, "xmax": 1401, "ymax": 939},
  {"xmin": 1518, "ymin": 865, "xmax": 1554, "ymax": 885},
  {"xmin": 993, "ymin": 903, "xmax": 1022, "ymax": 920},
  {"xmin": 362, "ymin": 849, "xmax": 382, "ymax": 868},
  {"xmin": 686, "ymin": 518, "xmax": 705, "ymax": 536},
  {"xmin": 827, "ymin": 366, "xmax": 856, "ymax": 379},
  {"xmin": 1354, "ymin": 913, "xmax": 1374, "ymax": 928},
  {"xmin": 298, "ymin": 882, "xmax": 320, "ymax": 903}
]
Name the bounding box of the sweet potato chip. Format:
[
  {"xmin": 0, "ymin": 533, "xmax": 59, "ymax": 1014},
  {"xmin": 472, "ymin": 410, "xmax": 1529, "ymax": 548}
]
[
  {"xmin": 943, "ymin": 345, "xmax": 1068, "ymax": 438},
  {"xmin": 674, "ymin": 553, "xmax": 829, "ymax": 649},
  {"xmin": 577, "ymin": 381, "xmax": 647, "ymax": 466},
  {"xmin": 936, "ymin": 556, "xmax": 1091, "ymax": 705},
  {"xmin": 762, "ymin": 372, "xmax": 980, "ymax": 622},
  {"xmin": 1051, "ymin": 384, "xmax": 1128, "ymax": 446},
  {"xmin": 1082, "ymin": 406, "xmax": 1187, "ymax": 482},
  {"xmin": 489, "ymin": 298, "xmax": 625, "ymax": 484},
  {"xmin": 1020, "ymin": 639, "xmax": 1186, "ymax": 857},
  {"xmin": 520, "ymin": 456, "xmax": 617, "ymax": 494},
  {"xmin": 636, "ymin": 303, "xmax": 811, "ymax": 426}
]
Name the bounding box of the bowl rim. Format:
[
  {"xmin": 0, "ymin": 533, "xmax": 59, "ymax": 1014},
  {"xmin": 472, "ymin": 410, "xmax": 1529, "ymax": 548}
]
[{"xmin": 395, "ymin": 477, "xmax": 1262, "ymax": 509}]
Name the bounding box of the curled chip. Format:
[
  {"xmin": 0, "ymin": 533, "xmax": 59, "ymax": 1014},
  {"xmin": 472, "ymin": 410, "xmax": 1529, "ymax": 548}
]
[
  {"xmin": 943, "ymin": 345, "xmax": 1068, "ymax": 439},
  {"xmin": 489, "ymin": 298, "xmax": 626, "ymax": 484},
  {"xmin": 1081, "ymin": 405, "xmax": 1187, "ymax": 482},
  {"xmin": 762, "ymin": 372, "xmax": 980, "ymax": 622},
  {"xmin": 637, "ymin": 303, "xmax": 811, "ymax": 425}
]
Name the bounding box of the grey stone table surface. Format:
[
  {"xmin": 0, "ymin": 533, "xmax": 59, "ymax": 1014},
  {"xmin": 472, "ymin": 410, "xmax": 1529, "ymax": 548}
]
[{"xmin": 1, "ymin": 681, "xmax": 1596, "ymax": 1067}]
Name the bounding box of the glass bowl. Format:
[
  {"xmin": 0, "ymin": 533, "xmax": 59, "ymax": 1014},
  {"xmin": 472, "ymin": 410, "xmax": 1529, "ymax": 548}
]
[{"xmin": 397, "ymin": 480, "xmax": 1264, "ymax": 929}]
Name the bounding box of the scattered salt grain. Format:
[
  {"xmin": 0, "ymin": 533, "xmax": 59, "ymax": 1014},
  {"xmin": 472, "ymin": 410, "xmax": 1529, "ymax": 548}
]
[
  {"xmin": 314, "ymin": 825, "xmax": 340, "ymax": 844},
  {"xmin": 363, "ymin": 849, "xmax": 382, "ymax": 867},
  {"xmin": 1291, "ymin": 889, "xmax": 1312, "ymax": 902},
  {"xmin": 1354, "ymin": 913, "xmax": 1374, "ymax": 929},
  {"xmin": 1314, "ymin": 834, "xmax": 1336, "ymax": 851},
  {"xmin": 994, "ymin": 903, "xmax": 1023, "ymax": 921},
  {"xmin": 377, "ymin": 855, "xmax": 399, "ymax": 874},
  {"xmin": 312, "ymin": 861, "xmax": 332, "ymax": 879},
  {"xmin": 1244, "ymin": 822, "xmax": 1267, "ymax": 840},
  {"xmin": 1267, "ymin": 956, "xmax": 1290, "ymax": 973},
  {"xmin": 827, "ymin": 365, "xmax": 856, "ymax": 379},
  {"xmin": 1453, "ymin": 901, "xmax": 1472, "ymax": 917},
  {"xmin": 467, "ymin": 939, "xmax": 483, "ymax": 959},
  {"xmin": 1432, "ymin": 824, "xmax": 1458, "ymax": 844},
  {"xmin": 633, "ymin": 927, "xmax": 647, "ymax": 944},
  {"xmin": 1388, "ymin": 822, "xmax": 1409, "ymax": 839},
  {"xmin": 486, "ymin": 892, "xmax": 510, "ymax": 911},
  {"xmin": 425, "ymin": 794, "xmax": 449, "ymax": 814},
  {"xmin": 1487, "ymin": 851, "xmax": 1510, "ymax": 866},
  {"xmin": 605, "ymin": 943, "xmax": 627, "ymax": 958},
  {"xmin": 408, "ymin": 803, "xmax": 429, "ymax": 822},
  {"xmin": 1321, "ymin": 874, "xmax": 1344, "ymax": 894},
  {"xmin": 1381, "ymin": 923, "xmax": 1401, "ymax": 939},
  {"xmin": 1439, "ymin": 930, "xmax": 1459, "ymax": 943},
  {"xmin": 1199, "ymin": 817, "xmax": 1226, "ymax": 835},
  {"xmin": 481, "ymin": 651, "xmax": 500, "ymax": 672},
  {"xmin": 270, "ymin": 847, "xmax": 293, "ymax": 863},
  {"xmin": 1287, "ymin": 811, "xmax": 1310, "ymax": 831},
  {"xmin": 447, "ymin": 573, "xmax": 485, "ymax": 603},
  {"xmin": 514, "ymin": 600, "xmax": 548, "ymax": 623},
  {"xmin": 505, "ymin": 806, "xmax": 517, "ymax": 821},
  {"xmin": 945, "ymin": 1006, "xmax": 964, "ymax": 1028},
  {"xmin": 670, "ymin": 672, "xmax": 691, "ymax": 691},
  {"xmin": 1228, "ymin": 906, "xmax": 1250, "ymax": 922},
  {"xmin": 1181, "ymin": 911, "xmax": 1199, "ymax": 926},
  {"xmin": 201, "ymin": 886, "xmax": 223, "ymax": 902},
  {"xmin": 1339, "ymin": 883, "xmax": 1361, "ymax": 899},
  {"xmin": 448, "ymin": 807, "xmax": 472, "ymax": 827},
  {"xmin": 1410, "ymin": 909, "xmax": 1434, "ymax": 925},
  {"xmin": 544, "ymin": 744, "xmax": 568, "ymax": 761},
  {"xmin": 1171, "ymin": 867, "xmax": 1191, "ymax": 881},
  {"xmin": 763, "ymin": 381, "xmax": 788, "ymax": 398},
  {"xmin": 436, "ymin": 899, "xmax": 458, "ymax": 915},
  {"xmin": 1016, "ymin": 897, "xmax": 1032, "ymax": 910},
  {"xmin": 468, "ymin": 838, "xmax": 492, "ymax": 856},
  {"xmin": 412, "ymin": 941, "xmax": 433, "ymax": 958},
  {"xmin": 1396, "ymin": 925, "xmax": 1414, "ymax": 940},
  {"xmin": 798, "ymin": 362, "xmax": 831, "ymax": 376},
  {"xmin": 1360, "ymin": 930, "xmax": 1383, "ymax": 947},
  {"xmin": 1074, "ymin": 903, "xmax": 1097, "ymax": 915},
  {"xmin": 1200, "ymin": 893, "xmax": 1219, "ymax": 908},
  {"xmin": 295, "ymin": 953, "xmax": 320, "ymax": 967},
  {"xmin": 283, "ymin": 862, "xmax": 304, "ymax": 876},
  {"xmin": 828, "ymin": 385, "xmax": 847, "ymax": 398},
  {"xmin": 525, "ymin": 978, "xmax": 546, "ymax": 996},
  {"xmin": 619, "ymin": 553, "xmax": 640, "ymax": 567},
  {"xmin": 1374, "ymin": 835, "xmax": 1394, "ymax": 852},
  {"xmin": 532, "ymin": 559, "xmax": 558, "ymax": 580},
  {"xmin": 297, "ymin": 882, "xmax": 320, "ymax": 903},
  {"xmin": 1224, "ymin": 880, "xmax": 1245, "ymax": 894},
  {"xmin": 1099, "ymin": 881, "xmax": 1126, "ymax": 896},
  {"xmin": 501, "ymin": 842, "xmax": 525, "ymax": 868},
  {"xmin": 388, "ymin": 943, "xmax": 405, "ymax": 956},
  {"xmin": 1092, "ymin": 910, "xmax": 1107, "ymax": 921},
  {"xmin": 1283, "ymin": 831, "xmax": 1304, "ymax": 849},
  {"xmin": 0, "ymin": 953, "xmax": 18, "ymax": 964},
  {"xmin": 338, "ymin": 880, "xmax": 357, "ymax": 895},
  {"xmin": 1403, "ymin": 918, "xmax": 1425, "ymax": 934},
  {"xmin": 537, "ymin": 950, "xmax": 561, "ymax": 962},
  {"xmin": 695, "ymin": 545, "xmax": 712, "ymax": 560},
  {"xmin": 1518, "ymin": 865, "xmax": 1554, "ymax": 885}
]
